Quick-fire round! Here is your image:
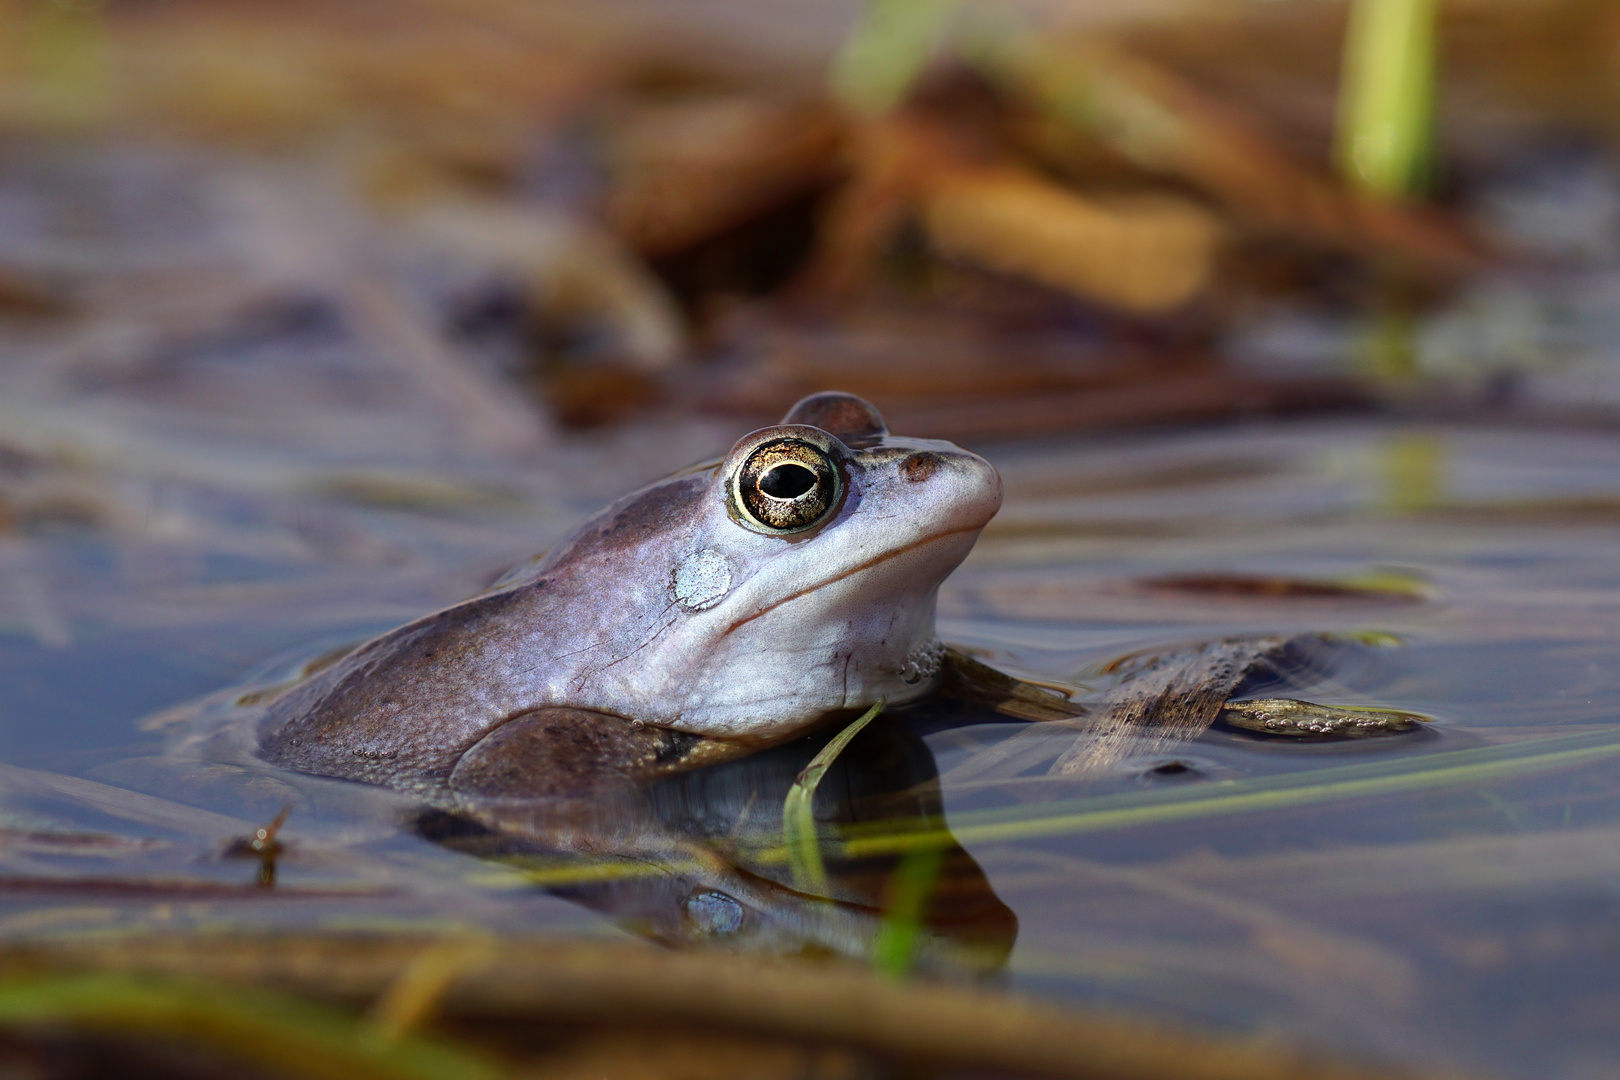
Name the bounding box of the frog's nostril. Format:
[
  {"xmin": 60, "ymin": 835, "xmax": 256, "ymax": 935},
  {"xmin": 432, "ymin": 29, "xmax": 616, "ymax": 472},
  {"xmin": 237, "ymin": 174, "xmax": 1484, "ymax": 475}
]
[{"xmin": 899, "ymin": 452, "xmax": 942, "ymax": 482}]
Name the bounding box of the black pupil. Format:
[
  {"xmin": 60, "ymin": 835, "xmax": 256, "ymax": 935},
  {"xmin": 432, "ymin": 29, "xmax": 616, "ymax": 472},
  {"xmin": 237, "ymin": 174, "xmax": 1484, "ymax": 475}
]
[{"xmin": 759, "ymin": 463, "xmax": 817, "ymax": 499}]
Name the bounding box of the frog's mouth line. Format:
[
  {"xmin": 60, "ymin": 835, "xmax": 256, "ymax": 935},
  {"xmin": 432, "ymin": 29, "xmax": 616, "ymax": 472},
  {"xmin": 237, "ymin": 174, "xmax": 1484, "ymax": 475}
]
[{"xmin": 719, "ymin": 523, "xmax": 984, "ymax": 637}]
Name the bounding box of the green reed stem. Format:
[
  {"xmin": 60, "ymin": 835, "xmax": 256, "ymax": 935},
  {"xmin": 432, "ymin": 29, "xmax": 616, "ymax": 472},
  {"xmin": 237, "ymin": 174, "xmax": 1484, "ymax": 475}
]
[
  {"xmin": 1336, "ymin": 0, "xmax": 1439, "ymax": 199},
  {"xmin": 784, "ymin": 701, "xmax": 885, "ymax": 892}
]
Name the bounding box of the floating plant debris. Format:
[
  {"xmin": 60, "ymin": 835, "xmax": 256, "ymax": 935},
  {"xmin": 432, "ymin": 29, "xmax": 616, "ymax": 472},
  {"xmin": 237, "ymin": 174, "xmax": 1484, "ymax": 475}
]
[{"xmin": 1218, "ymin": 699, "xmax": 1430, "ymax": 740}]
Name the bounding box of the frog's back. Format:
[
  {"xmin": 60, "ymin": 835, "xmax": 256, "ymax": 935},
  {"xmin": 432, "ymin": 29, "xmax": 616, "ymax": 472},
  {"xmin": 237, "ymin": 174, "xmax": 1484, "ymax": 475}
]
[
  {"xmin": 258, "ymin": 582, "xmax": 560, "ymax": 790},
  {"xmin": 257, "ymin": 472, "xmax": 712, "ymax": 791}
]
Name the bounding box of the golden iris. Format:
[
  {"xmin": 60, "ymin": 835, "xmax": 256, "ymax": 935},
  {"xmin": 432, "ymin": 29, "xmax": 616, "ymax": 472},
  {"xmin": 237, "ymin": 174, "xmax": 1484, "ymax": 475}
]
[{"xmin": 735, "ymin": 439, "xmax": 839, "ymax": 532}]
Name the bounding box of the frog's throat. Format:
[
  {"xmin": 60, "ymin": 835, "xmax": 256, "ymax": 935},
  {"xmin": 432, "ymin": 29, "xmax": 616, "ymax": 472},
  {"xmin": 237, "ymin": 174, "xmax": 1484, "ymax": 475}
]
[{"xmin": 718, "ymin": 523, "xmax": 982, "ymax": 638}]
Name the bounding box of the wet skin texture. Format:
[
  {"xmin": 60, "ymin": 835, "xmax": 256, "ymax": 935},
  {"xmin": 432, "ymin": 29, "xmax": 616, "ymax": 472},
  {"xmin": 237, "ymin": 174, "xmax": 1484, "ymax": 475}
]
[{"xmin": 257, "ymin": 392, "xmax": 1003, "ymax": 803}]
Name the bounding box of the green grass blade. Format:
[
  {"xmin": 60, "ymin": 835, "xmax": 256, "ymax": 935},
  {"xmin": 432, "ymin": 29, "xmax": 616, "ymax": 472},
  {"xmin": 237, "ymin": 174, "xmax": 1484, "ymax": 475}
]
[
  {"xmin": 784, "ymin": 701, "xmax": 885, "ymax": 892},
  {"xmin": 869, "ymin": 847, "xmax": 945, "ymax": 978}
]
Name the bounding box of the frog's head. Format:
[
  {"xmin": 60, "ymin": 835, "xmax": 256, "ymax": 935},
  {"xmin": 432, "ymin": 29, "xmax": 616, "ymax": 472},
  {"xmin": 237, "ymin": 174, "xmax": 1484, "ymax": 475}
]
[{"xmin": 537, "ymin": 392, "xmax": 1001, "ymax": 739}]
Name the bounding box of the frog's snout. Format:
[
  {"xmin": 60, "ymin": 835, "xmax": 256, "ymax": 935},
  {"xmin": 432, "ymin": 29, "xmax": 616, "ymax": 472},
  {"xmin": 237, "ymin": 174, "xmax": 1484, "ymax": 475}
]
[
  {"xmin": 891, "ymin": 444, "xmax": 1002, "ymax": 534},
  {"xmin": 962, "ymin": 452, "xmax": 1004, "ymax": 527}
]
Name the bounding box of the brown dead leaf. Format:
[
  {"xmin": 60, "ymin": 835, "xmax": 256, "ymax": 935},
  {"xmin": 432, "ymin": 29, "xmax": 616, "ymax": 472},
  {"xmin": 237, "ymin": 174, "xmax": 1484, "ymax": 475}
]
[
  {"xmin": 809, "ymin": 115, "xmax": 1220, "ymax": 312},
  {"xmin": 921, "ymin": 166, "xmax": 1222, "ymax": 313},
  {"xmin": 407, "ymin": 200, "xmax": 685, "ymax": 371},
  {"xmin": 803, "ymin": 117, "xmax": 934, "ymax": 298}
]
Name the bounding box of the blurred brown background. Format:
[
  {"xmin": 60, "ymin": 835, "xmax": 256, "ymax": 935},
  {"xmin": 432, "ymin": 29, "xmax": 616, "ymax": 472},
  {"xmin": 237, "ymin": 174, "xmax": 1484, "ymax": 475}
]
[{"xmin": 3, "ymin": 0, "xmax": 1615, "ymax": 456}]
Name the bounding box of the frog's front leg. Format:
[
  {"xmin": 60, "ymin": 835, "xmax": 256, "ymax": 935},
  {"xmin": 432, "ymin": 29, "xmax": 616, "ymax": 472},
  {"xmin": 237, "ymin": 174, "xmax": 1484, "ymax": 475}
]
[
  {"xmin": 446, "ymin": 707, "xmax": 750, "ymax": 839},
  {"xmin": 450, "ymin": 708, "xmax": 722, "ymax": 796}
]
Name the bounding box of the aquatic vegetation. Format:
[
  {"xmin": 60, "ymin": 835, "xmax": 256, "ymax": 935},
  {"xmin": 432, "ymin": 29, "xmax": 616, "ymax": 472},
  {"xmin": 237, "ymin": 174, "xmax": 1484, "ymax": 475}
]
[
  {"xmin": 1337, "ymin": 0, "xmax": 1438, "ymax": 200},
  {"xmin": 783, "ymin": 700, "xmax": 885, "ymax": 892}
]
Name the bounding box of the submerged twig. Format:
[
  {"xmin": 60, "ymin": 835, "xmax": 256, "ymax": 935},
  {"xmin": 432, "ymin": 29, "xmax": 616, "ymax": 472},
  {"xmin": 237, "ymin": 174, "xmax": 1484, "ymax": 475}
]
[
  {"xmin": 939, "ymin": 649, "xmax": 1085, "ymax": 723},
  {"xmin": 223, "ymin": 804, "xmax": 292, "ymax": 888},
  {"xmin": 1219, "ymin": 700, "xmax": 1427, "ymax": 740}
]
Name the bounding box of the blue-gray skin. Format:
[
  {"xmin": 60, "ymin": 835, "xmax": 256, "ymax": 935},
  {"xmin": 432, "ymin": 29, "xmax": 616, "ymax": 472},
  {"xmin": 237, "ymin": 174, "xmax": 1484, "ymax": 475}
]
[{"xmin": 257, "ymin": 393, "xmax": 1002, "ymax": 806}]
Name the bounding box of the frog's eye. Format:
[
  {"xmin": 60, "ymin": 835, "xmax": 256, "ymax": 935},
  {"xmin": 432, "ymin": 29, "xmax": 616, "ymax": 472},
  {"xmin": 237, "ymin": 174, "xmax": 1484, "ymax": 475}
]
[{"xmin": 734, "ymin": 438, "xmax": 839, "ymax": 533}]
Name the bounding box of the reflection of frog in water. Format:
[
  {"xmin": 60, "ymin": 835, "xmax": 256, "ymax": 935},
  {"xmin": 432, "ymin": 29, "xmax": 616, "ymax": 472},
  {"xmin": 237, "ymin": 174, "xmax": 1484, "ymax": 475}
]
[
  {"xmin": 207, "ymin": 392, "xmax": 1415, "ymax": 967},
  {"xmin": 420, "ymin": 713, "xmax": 1020, "ymax": 974}
]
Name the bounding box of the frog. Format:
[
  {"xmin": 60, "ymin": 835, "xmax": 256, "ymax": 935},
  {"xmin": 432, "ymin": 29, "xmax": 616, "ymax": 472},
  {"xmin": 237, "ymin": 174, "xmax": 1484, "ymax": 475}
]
[{"xmin": 256, "ymin": 391, "xmax": 1005, "ymax": 811}]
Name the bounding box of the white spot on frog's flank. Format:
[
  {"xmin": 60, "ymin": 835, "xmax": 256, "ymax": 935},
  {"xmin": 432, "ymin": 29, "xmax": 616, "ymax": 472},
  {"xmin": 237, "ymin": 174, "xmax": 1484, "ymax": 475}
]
[{"xmin": 673, "ymin": 548, "xmax": 732, "ymax": 611}]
